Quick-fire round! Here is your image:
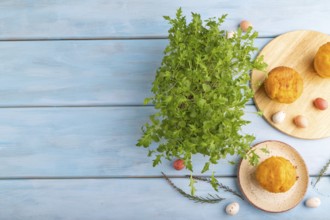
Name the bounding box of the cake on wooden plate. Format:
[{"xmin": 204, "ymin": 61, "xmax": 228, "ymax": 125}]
[
  {"xmin": 314, "ymin": 42, "xmax": 330, "ymax": 78},
  {"xmin": 264, "ymin": 66, "xmax": 303, "ymax": 104},
  {"xmin": 255, "ymin": 156, "xmax": 297, "ymax": 193}
]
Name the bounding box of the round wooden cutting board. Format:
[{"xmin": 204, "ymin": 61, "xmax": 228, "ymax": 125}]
[{"xmin": 251, "ymin": 30, "xmax": 330, "ymax": 139}]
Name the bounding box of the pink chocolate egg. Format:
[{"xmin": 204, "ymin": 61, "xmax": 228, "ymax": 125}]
[{"xmin": 240, "ymin": 20, "xmax": 253, "ymax": 32}]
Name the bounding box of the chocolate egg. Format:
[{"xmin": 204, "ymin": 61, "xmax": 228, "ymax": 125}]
[
  {"xmin": 305, "ymin": 197, "xmax": 321, "ymax": 208},
  {"xmin": 240, "ymin": 20, "xmax": 253, "ymax": 32},
  {"xmin": 272, "ymin": 111, "xmax": 286, "ymax": 124},
  {"xmin": 225, "ymin": 202, "xmax": 239, "ymax": 216},
  {"xmin": 294, "ymin": 115, "xmax": 308, "ymax": 128},
  {"xmin": 227, "ymin": 31, "xmax": 236, "ymax": 39},
  {"xmin": 314, "ymin": 98, "xmax": 328, "ymax": 110}
]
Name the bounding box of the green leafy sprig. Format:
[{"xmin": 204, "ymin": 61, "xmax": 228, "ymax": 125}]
[
  {"xmin": 162, "ymin": 172, "xmax": 224, "ymax": 204},
  {"xmin": 313, "ymin": 158, "xmax": 330, "ymax": 187},
  {"xmin": 188, "ymin": 175, "xmax": 244, "ymax": 200},
  {"xmin": 137, "ymin": 8, "xmax": 267, "ymax": 182}
]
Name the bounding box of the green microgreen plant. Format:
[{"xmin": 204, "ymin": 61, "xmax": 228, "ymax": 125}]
[{"xmin": 137, "ymin": 8, "xmax": 267, "ymax": 193}]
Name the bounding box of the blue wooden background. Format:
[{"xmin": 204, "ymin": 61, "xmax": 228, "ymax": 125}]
[{"xmin": 0, "ymin": 1, "xmax": 329, "ymax": 219}]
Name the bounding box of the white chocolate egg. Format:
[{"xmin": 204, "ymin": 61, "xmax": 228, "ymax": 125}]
[
  {"xmin": 227, "ymin": 31, "xmax": 236, "ymax": 39},
  {"xmin": 272, "ymin": 111, "xmax": 286, "ymax": 124},
  {"xmin": 225, "ymin": 202, "xmax": 239, "ymax": 216},
  {"xmin": 305, "ymin": 197, "xmax": 321, "ymax": 208}
]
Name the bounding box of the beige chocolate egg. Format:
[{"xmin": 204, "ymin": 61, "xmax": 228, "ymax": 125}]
[
  {"xmin": 293, "ymin": 115, "xmax": 308, "ymax": 128},
  {"xmin": 305, "ymin": 197, "xmax": 321, "ymax": 208}
]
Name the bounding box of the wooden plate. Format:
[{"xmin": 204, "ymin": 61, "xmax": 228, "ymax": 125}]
[
  {"xmin": 237, "ymin": 141, "xmax": 309, "ymax": 213},
  {"xmin": 251, "ymin": 30, "xmax": 330, "ymax": 139}
]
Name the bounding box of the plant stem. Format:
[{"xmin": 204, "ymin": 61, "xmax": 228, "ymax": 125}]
[
  {"xmin": 161, "ymin": 172, "xmax": 225, "ymax": 204},
  {"xmin": 188, "ymin": 175, "xmax": 244, "ymax": 200},
  {"xmin": 313, "ymin": 158, "xmax": 330, "ymax": 187}
]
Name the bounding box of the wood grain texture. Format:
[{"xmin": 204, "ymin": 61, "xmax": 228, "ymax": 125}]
[
  {"xmin": 252, "ymin": 31, "xmax": 330, "ymax": 139},
  {"xmin": 0, "ymin": 177, "xmax": 328, "ymax": 220},
  {"xmin": 0, "ymin": 1, "xmax": 329, "ymax": 219},
  {"xmin": 0, "ymin": 106, "xmax": 328, "ymax": 177},
  {"xmin": 0, "ymin": 40, "xmax": 164, "ymax": 106},
  {"xmin": 0, "ymin": 39, "xmax": 269, "ymax": 106},
  {"xmin": 0, "ymin": 0, "xmax": 329, "ymax": 39}
]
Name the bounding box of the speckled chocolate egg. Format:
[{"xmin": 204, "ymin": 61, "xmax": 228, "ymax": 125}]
[
  {"xmin": 293, "ymin": 115, "xmax": 308, "ymax": 128},
  {"xmin": 225, "ymin": 202, "xmax": 239, "ymax": 216}
]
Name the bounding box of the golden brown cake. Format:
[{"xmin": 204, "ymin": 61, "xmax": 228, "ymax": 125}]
[
  {"xmin": 255, "ymin": 156, "xmax": 297, "ymax": 193},
  {"xmin": 314, "ymin": 42, "xmax": 330, "ymax": 78},
  {"xmin": 264, "ymin": 66, "xmax": 303, "ymax": 103}
]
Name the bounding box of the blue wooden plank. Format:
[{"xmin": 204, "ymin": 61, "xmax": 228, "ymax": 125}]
[
  {"xmin": 0, "ymin": 0, "xmax": 329, "ymax": 39},
  {"xmin": 0, "ymin": 1, "xmax": 328, "ymax": 219},
  {"xmin": 0, "ymin": 38, "xmax": 269, "ymax": 106},
  {"xmin": 0, "ymin": 106, "xmax": 327, "ymax": 177},
  {"xmin": 0, "ymin": 39, "xmax": 162, "ymax": 106},
  {"xmin": 0, "ymin": 177, "xmax": 327, "ymax": 220}
]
